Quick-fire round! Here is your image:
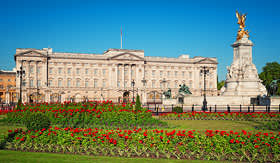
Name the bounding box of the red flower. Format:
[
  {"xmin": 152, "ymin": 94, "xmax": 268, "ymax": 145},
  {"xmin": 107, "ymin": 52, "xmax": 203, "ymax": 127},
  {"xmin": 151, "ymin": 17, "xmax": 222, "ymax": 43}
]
[
  {"xmin": 20, "ymin": 137, "xmax": 25, "ymax": 141},
  {"xmin": 139, "ymin": 140, "xmax": 143, "ymax": 144},
  {"xmin": 167, "ymin": 140, "xmax": 170, "ymax": 143},
  {"xmin": 254, "ymin": 145, "xmax": 259, "ymax": 148},
  {"xmin": 229, "ymin": 139, "xmax": 235, "ymax": 144},
  {"xmin": 8, "ymin": 130, "xmax": 12, "ymax": 133},
  {"xmin": 71, "ymin": 133, "xmax": 74, "ymax": 137},
  {"xmin": 16, "ymin": 137, "xmax": 19, "ymax": 140},
  {"xmin": 125, "ymin": 136, "xmax": 129, "ymax": 139}
]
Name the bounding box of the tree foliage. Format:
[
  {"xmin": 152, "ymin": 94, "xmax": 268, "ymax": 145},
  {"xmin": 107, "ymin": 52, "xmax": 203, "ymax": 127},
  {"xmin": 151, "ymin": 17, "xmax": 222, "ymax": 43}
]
[
  {"xmin": 259, "ymin": 62, "xmax": 280, "ymax": 95},
  {"xmin": 217, "ymin": 80, "xmax": 225, "ymax": 90}
]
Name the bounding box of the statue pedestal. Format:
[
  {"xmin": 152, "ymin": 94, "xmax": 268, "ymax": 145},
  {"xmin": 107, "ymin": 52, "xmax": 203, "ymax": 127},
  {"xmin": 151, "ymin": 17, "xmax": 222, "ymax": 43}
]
[{"xmin": 221, "ymin": 35, "xmax": 266, "ymax": 97}]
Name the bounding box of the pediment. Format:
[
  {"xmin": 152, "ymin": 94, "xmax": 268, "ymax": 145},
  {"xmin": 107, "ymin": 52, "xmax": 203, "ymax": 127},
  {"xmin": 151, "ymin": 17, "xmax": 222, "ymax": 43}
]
[
  {"xmin": 195, "ymin": 58, "xmax": 217, "ymax": 64},
  {"xmin": 108, "ymin": 53, "xmax": 144, "ymax": 61},
  {"xmin": 15, "ymin": 50, "xmax": 47, "ymax": 58}
]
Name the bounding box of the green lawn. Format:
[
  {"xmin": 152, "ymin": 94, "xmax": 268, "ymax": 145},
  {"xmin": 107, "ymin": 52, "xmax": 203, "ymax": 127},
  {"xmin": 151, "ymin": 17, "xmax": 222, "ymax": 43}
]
[
  {"xmin": 0, "ymin": 150, "xmax": 221, "ymax": 163},
  {"xmin": 162, "ymin": 119, "xmax": 276, "ymax": 133}
]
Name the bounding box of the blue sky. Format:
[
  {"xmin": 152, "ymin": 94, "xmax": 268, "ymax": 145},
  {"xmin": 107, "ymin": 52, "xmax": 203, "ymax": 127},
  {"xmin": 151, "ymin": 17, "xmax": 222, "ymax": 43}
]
[{"xmin": 0, "ymin": 0, "xmax": 279, "ymax": 81}]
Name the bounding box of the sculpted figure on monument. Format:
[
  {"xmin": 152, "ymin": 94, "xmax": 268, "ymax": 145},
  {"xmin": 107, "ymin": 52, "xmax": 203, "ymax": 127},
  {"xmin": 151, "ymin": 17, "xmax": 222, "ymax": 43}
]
[
  {"xmin": 163, "ymin": 88, "xmax": 171, "ymax": 99},
  {"xmin": 236, "ymin": 10, "xmax": 249, "ymax": 40},
  {"xmin": 179, "ymin": 84, "xmax": 192, "ymax": 95},
  {"xmin": 226, "ymin": 66, "xmax": 232, "ymax": 79},
  {"xmin": 268, "ymin": 79, "xmax": 279, "ymax": 96}
]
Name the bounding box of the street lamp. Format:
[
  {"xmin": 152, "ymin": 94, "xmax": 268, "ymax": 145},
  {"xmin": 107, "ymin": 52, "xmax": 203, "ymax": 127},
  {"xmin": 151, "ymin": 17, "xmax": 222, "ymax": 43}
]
[
  {"xmin": 16, "ymin": 65, "xmax": 25, "ymax": 103},
  {"xmin": 100, "ymin": 88, "xmax": 103, "ymax": 100},
  {"xmin": 131, "ymin": 80, "xmax": 135, "ymax": 103},
  {"xmin": 200, "ymin": 66, "xmax": 209, "ymax": 111}
]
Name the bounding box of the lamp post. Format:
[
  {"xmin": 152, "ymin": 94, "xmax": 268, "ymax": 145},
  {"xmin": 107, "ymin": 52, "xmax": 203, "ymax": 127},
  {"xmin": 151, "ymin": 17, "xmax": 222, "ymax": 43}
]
[
  {"xmin": 16, "ymin": 65, "xmax": 25, "ymax": 103},
  {"xmin": 131, "ymin": 80, "xmax": 135, "ymax": 103},
  {"xmin": 100, "ymin": 88, "xmax": 103, "ymax": 101},
  {"xmin": 200, "ymin": 66, "xmax": 209, "ymax": 111}
]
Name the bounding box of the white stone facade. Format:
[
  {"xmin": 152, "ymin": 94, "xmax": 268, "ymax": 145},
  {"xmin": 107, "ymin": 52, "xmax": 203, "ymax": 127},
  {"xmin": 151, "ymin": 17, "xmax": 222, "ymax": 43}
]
[
  {"xmin": 14, "ymin": 48, "xmax": 218, "ymax": 104},
  {"xmin": 221, "ymin": 35, "xmax": 267, "ymax": 96}
]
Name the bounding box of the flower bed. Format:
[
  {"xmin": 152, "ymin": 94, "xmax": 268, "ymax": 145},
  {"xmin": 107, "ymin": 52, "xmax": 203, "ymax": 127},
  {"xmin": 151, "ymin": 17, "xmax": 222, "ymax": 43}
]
[
  {"xmin": 2, "ymin": 101, "xmax": 167, "ymax": 129},
  {"xmin": 159, "ymin": 112, "xmax": 280, "ymax": 121},
  {"xmin": 3, "ymin": 127, "xmax": 280, "ymax": 161}
]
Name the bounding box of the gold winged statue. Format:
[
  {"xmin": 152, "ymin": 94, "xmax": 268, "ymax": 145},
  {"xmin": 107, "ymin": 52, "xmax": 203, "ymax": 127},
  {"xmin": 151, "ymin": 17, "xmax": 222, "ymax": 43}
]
[{"xmin": 236, "ymin": 10, "xmax": 249, "ymax": 40}]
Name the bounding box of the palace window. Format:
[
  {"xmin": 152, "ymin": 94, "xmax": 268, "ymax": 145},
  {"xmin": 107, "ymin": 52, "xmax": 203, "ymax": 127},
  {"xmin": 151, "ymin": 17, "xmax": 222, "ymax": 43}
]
[
  {"xmin": 67, "ymin": 79, "xmax": 71, "ymax": 87},
  {"xmin": 189, "ymin": 72, "xmax": 192, "ymax": 78},
  {"xmin": 167, "ymin": 71, "xmax": 170, "ymax": 77},
  {"xmin": 76, "ymin": 68, "xmax": 80, "ymax": 75},
  {"xmin": 67, "ymin": 68, "xmax": 71, "ymax": 75},
  {"xmin": 37, "ymin": 80, "xmax": 41, "ymax": 87},
  {"xmin": 37, "ymin": 67, "xmax": 41, "ymax": 73},
  {"xmin": 76, "ymin": 79, "xmax": 80, "ymax": 87},
  {"xmin": 85, "ymin": 69, "xmax": 89, "ymax": 75},
  {"xmin": 49, "ymin": 80, "xmax": 52, "ymax": 87},
  {"xmin": 102, "ymin": 80, "xmax": 106, "ymax": 88},
  {"xmin": 160, "ymin": 71, "xmax": 163, "ymax": 78},
  {"xmin": 49, "ymin": 68, "xmax": 53, "ymax": 74},
  {"xmin": 175, "ymin": 71, "xmax": 178, "ymax": 78},
  {"xmin": 23, "ymin": 80, "xmax": 26, "ymax": 87},
  {"xmin": 85, "ymin": 80, "xmax": 89, "ymax": 87},
  {"xmin": 117, "ymin": 81, "xmax": 120, "ymax": 88},
  {"xmin": 30, "ymin": 66, "xmax": 34, "ymax": 73},
  {"xmin": 30, "ymin": 79, "xmax": 34, "ymax": 87},
  {"xmin": 189, "ymin": 81, "xmax": 192, "ymax": 88},
  {"xmin": 131, "ymin": 69, "xmax": 134, "ymax": 77},
  {"xmin": 94, "ymin": 69, "xmax": 98, "ymax": 76},
  {"xmin": 58, "ymin": 79, "xmax": 62, "ymax": 87},
  {"xmin": 58, "ymin": 68, "xmax": 62, "ymax": 75},
  {"xmin": 103, "ymin": 69, "xmax": 106, "ymax": 76},
  {"xmin": 182, "ymin": 71, "xmax": 185, "ymax": 77},
  {"xmin": 152, "ymin": 81, "xmax": 155, "ymax": 88},
  {"xmin": 152, "ymin": 71, "xmax": 155, "ymax": 78},
  {"xmin": 94, "ymin": 80, "xmax": 98, "ymax": 88},
  {"xmin": 124, "ymin": 81, "xmax": 127, "ymax": 88}
]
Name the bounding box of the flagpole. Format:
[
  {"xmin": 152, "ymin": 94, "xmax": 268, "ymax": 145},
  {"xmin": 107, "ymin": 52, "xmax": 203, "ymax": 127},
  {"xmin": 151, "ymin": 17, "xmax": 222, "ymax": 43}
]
[{"xmin": 120, "ymin": 27, "xmax": 122, "ymax": 49}]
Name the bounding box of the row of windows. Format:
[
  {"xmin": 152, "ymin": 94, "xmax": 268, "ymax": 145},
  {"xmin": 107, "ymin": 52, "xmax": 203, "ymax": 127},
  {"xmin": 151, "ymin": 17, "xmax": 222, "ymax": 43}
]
[
  {"xmin": 26, "ymin": 66, "xmax": 214, "ymax": 78},
  {"xmin": 0, "ymin": 85, "xmax": 14, "ymax": 89},
  {"xmin": 0, "ymin": 78, "xmax": 14, "ymax": 82},
  {"xmin": 49, "ymin": 68, "xmax": 107, "ymax": 76}
]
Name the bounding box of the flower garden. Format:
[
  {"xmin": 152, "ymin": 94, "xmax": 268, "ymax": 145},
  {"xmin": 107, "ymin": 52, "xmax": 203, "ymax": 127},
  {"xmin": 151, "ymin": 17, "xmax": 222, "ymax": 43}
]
[{"xmin": 1, "ymin": 101, "xmax": 280, "ymax": 162}]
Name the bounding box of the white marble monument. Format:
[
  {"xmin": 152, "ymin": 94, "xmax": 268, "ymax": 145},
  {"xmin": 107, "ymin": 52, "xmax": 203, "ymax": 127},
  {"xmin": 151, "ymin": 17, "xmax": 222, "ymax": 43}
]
[{"xmin": 221, "ymin": 11, "xmax": 267, "ymax": 97}]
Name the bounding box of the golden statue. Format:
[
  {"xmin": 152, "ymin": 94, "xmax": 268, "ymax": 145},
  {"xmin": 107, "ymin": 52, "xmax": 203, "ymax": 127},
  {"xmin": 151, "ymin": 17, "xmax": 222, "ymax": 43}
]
[{"xmin": 236, "ymin": 10, "xmax": 249, "ymax": 40}]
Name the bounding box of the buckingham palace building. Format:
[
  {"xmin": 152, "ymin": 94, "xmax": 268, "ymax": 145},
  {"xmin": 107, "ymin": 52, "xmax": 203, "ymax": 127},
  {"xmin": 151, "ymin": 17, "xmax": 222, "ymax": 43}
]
[{"xmin": 14, "ymin": 48, "xmax": 218, "ymax": 104}]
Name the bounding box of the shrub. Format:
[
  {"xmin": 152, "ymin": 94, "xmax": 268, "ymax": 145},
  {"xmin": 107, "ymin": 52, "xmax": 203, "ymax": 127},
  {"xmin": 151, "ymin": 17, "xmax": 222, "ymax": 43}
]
[
  {"xmin": 24, "ymin": 112, "xmax": 51, "ymax": 131},
  {"xmin": 135, "ymin": 94, "xmax": 141, "ymax": 111},
  {"xmin": 173, "ymin": 106, "xmax": 183, "ymax": 113}
]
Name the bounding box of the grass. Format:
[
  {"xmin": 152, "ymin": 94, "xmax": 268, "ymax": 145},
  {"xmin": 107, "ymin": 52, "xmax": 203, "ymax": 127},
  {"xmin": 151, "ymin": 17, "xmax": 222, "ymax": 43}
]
[
  {"xmin": 0, "ymin": 150, "xmax": 220, "ymax": 163},
  {"xmin": 163, "ymin": 119, "xmax": 278, "ymax": 133}
]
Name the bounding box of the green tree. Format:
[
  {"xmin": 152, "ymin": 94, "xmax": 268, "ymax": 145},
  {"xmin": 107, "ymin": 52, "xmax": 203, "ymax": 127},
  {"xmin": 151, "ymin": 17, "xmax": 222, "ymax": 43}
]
[
  {"xmin": 216, "ymin": 75, "xmax": 225, "ymax": 90},
  {"xmin": 259, "ymin": 62, "xmax": 280, "ymax": 95},
  {"xmin": 217, "ymin": 80, "xmax": 225, "ymax": 90}
]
